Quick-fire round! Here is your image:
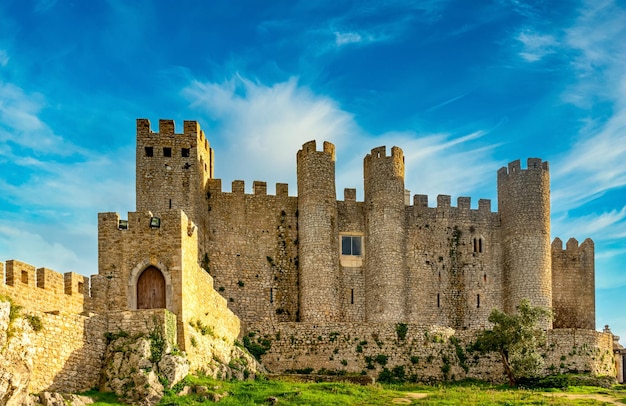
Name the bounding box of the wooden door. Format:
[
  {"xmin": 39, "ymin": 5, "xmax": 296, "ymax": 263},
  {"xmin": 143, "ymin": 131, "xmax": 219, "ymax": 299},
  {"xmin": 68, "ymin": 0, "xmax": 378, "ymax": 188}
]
[{"xmin": 137, "ymin": 266, "xmax": 166, "ymax": 309}]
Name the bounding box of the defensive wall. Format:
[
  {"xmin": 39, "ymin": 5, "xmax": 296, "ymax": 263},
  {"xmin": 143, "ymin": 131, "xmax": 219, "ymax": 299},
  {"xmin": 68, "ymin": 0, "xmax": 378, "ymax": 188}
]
[
  {"xmin": 195, "ymin": 144, "xmax": 593, "ymax": 332},
  {"xmin": 551, "ymin": 238, "xmax": 595, "ymax": 329},
  {"xmin": 0, "ymin": 260, "xmax": 105, "ymax": 393},
  {"xmin": 245, "ymin": 322, "xmax": 616, "ymax": 382}
]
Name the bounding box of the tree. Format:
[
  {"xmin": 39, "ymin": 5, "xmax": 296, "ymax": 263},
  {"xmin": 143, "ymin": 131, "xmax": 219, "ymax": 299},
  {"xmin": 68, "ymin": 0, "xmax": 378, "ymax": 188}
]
[{"xmin": 474, "ymin": 299, "xmax": 552, "ymax": 386}]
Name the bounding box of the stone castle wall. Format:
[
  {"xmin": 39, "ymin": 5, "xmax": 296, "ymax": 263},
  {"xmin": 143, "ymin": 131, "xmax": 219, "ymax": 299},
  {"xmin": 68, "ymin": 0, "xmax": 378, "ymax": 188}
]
[
  {"xmin": 205, "ymin": 179, "xmax": 300, "ymax": 324},
  {"xmin": 0, "ymin": 261, "xmax": 107, "ymax": 394},
  {"xmin": 498, "ymin": 159, "xmax": 552, "ymax": 327},
  {"xmin": 132, "ymin": 119, "xmax": 594, "ymax": 333},
  {"xmin": 364, "ymin": 146, "xmax": 407, "ymax": 322},
  {"xmin": 551, "ymin": 238, "xmax": 595, "ymax": 329},
  {"xmin": 405, "ymin": 197, "xmax": 502, "ymax": 329},
  {"xmin": 246, "ymin": 322, "xmax": 616, "ymax": 382}
]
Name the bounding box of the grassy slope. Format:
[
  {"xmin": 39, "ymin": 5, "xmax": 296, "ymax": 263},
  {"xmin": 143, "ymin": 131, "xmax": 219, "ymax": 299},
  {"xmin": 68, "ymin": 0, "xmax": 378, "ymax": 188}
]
[{"xmin": 88, "ymin": 377, "xmax": 626, "ymax": 405}]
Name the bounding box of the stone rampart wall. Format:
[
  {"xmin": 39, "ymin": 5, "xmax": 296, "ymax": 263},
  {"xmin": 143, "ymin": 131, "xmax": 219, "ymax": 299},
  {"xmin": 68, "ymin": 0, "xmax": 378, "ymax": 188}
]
[
  {"xmin": 205, "ymin": 180, "xmax": 299, "ymax": 324},
  {"xmin": 551, "ymin": 238, "xmax": 595, "ymax": 329},
  {"xmin": 29, "ymin": 311, "xmax": 107, "ymax": 393},
  {"xmin": 404, "ymin": 199, "xmax": 502, "ymax": 329},
  {"xmin": 246, "ymin": 322, "xmax": 615, "ymax": 383},
  {"xmin": 0, "ymin": 260, "xmax": 91, "ymax": 314}
]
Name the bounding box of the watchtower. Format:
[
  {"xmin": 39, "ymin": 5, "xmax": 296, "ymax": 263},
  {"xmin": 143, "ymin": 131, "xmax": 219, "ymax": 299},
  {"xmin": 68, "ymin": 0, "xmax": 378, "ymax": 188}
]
[
  {"xmin": 363, "ymin": 146, "xmax": 407, "ymax": 322},
  {"xmin": 135, "ymin": 119, "xmax": 213, "ymax": 224},
  {"xmin": 497, "ymin": 158, "xmax": 552, "ymax": 328},
  {"xmin": 296, "ymin": 140, "xmax": 342, "ymax": 322}
]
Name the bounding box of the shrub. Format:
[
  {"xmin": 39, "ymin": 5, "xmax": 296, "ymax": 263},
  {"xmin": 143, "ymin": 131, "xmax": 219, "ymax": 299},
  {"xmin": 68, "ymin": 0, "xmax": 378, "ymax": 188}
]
[
  {"xmin": 395, "ymin": 323, "xmax": 408, "ymax": 340},
  {"xmin": 26, "ymin": 314, "xmax": 43, "ymax": 332}
]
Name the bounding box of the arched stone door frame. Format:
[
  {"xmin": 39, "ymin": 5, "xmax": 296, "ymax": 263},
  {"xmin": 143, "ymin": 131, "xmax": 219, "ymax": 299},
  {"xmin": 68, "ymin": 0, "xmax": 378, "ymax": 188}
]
[{"xmin": 128, "ymin": 260, "xmax": 173, "ymax": 310}]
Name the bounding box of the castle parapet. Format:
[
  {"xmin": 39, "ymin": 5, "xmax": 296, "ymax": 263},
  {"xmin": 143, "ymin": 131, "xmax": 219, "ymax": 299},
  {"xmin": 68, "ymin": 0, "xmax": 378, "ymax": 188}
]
[
  {"xmin": 253, "ymin": 181, "xmax": 267, "ymax": 195},
  {"xmin": 437, "ymin": 195, "xmax": 451, "ymax": 209},
  {"xmin": 551, "ymin": 237, "xmax": 595, "ymax": 329},
  {"xmin": 498, "ymin": 158, "xmax": 549, "ymax": 178},
  {"xmin": 343, "ymin": 188, "xmax": 356, "ymax": 202},
  {"xmin": 0, "ymin": 260, "xmax": 92, "ymax": 314},
  {"xmin": 276, "ymin": 183, "xmax": 289, "ymax": 197},
  {"xmin": 297, "ymin": 140, "xmax": 336, "ymax": 161}
]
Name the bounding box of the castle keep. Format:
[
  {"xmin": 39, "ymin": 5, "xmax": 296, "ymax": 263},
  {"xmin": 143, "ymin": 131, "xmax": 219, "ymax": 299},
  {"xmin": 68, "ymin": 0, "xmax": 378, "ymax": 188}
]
[{"xmin": 0, "ymin": 118, "xmax": 621, "ymax": 397}]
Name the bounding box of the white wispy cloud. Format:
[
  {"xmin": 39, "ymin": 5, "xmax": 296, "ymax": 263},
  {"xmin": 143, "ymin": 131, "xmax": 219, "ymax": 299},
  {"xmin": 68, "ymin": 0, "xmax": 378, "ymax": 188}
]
[
  {"xmin": 516, "ymin": 29, "xmax": 558, "ymax": 62},
  {"xmin": 334, "ymin": 31, "xmax": 363, "ymax": 46},
  {"xmin": 551, "ymin": 0, "xmax": 626, "ymax": 212},
  {"xmin": 0, "ymin": 77, "xmax": 134, "ymax": 275},
  {"xmin": 183, "ymin": 76, "xmax": 356, "ymax": 193},
  {"xmin": 184, "ymin": 75, "xmax": 498, "ymax": 203}
]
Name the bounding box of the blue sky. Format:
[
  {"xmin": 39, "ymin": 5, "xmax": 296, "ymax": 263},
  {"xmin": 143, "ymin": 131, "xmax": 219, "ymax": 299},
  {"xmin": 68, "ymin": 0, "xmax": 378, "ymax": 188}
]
[{"xmin": 0, "ymin": 1, "xmax": 624, "ymax": 338}]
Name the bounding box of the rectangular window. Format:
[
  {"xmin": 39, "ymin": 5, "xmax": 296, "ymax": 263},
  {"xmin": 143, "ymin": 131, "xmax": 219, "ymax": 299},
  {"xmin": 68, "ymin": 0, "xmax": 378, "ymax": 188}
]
[
  {"xmin": 145, "ymin": 146, "xmax": 153, "ymax": 157},
  {"xmin": 182, "ymin": 148, "xmax": 190, "ymax": 157},
  {"xmin": 163, "ymin": 147, "xmax": 172, "ymax": 157},
  {"xmin": 341, "ymin": 236, "xmax": 362, "ymax": 256}
]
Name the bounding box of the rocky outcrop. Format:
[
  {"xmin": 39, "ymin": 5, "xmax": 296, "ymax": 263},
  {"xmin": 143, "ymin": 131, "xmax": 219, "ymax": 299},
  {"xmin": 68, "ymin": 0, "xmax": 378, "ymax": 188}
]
[
  {"xmin": 0, "ymin": 300, "xmax": 35, "ymax": 406},
  {"xmin": 99, "ymin": 334, "xmax": 189, "ymax": 405}
]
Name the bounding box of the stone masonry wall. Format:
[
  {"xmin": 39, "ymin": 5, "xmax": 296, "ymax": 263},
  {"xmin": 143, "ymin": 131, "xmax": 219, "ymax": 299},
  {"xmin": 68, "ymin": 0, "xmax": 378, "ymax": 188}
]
[
  {"xmin": 30, "ymin": 311, "xmax": 107, "ymax": 393},
  {"xmin": 246, "ymin": 322, "xmax": 615, "ymax": 383},
  {"xmin": 205, "ymin": 179, "xmax": 299, "ymax": 325},
  {"xmin": 406, "ymin": 197, "xmax": 502, "ymax": 329},
  {"xmin": 297, "ymin": 141, "xmax": 342, "ymax": 322},
  {"xmin": 0, "ymin": 260, "xmax": 91, "ymax": 314},
  {"xmin": 498, "ymin": 159, "xmax": 552, "ymax": 328},
  {"xmin": 0, "ymin": 261, "xmax": 107, "ymax": 394},
  {"xmin": 246, "ymin": 322, "xmax": 505, "ymax": 382},
  {"xmin": 363, "ymin": 146, "xmax": 407, "ymax": 322},
  {"xmin": 551, "ymin": 238, "xmax": 595, "ymax": 329}
]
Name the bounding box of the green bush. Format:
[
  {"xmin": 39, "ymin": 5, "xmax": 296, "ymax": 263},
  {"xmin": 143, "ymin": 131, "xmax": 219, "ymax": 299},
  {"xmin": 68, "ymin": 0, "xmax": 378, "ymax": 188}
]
[{"xmin": 26, "ymin": 314, "xmax": 43, "ymax": 332}]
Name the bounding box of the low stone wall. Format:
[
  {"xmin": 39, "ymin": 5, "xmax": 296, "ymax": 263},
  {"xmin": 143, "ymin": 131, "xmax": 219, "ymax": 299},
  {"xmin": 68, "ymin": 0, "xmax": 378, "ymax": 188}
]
[
  {"xmin": 106, "ymin": 309, "xmax": 177, "ymax": 346},
  {"xmin": 30, "ymin": 311, "xmax": 107, "ymax": 393},
  {"xmin": 245, "ymin": 322, "xmax": 615, "ymax": 383},
  {"xmin": 544, "ymin": 329, "xmax": 616, "ymax": 376}
]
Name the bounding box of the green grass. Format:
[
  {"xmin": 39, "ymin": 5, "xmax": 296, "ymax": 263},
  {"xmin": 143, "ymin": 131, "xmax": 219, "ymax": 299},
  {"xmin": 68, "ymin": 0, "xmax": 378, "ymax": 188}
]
[{"xmin": 83, "ymin": 377, "xmax": 626, "ymax": 405}]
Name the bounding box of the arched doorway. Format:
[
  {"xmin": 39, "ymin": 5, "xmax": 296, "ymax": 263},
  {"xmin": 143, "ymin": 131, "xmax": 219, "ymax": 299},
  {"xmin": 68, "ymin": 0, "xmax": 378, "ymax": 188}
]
[{"xmin": 136, "ymin": 266, "xmax": 166, "ymax": 309}]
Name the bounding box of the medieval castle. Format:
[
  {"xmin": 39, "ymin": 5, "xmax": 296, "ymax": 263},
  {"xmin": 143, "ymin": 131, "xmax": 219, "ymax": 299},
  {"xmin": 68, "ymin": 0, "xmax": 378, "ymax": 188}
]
[{"xmin": 1, "ymin": 118, "xmax": 623, "ymax": 398}]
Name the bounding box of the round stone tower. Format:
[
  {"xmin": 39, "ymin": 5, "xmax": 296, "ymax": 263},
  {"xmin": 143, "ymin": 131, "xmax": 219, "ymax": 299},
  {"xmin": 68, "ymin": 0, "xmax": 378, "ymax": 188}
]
[
  {"xmin": 363, "ymin": 146, "xmax": 407, "ymax": 322},
  {"xmin": 497, "ymin": 158, "xmax": 552, "ymax": 328},
  {"xmin": 297, "ymin": 140, "xmax": 342, "ymax": 322}
]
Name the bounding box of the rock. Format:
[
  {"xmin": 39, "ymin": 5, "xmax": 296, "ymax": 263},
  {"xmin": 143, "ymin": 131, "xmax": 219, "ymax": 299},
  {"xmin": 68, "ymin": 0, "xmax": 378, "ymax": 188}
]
[
  {"xmin": 209, "ymin": 391, "xmax": 229, "ymax": 402},
  {"xmin": 157, "ymin": 354, "xmax": 189, "ymax": 389},
  {"xmin": 65, "ymin": 394, "xmax": 95, "ymax": 405},
  {"xmin": 267, "ymin": 396, "xmax": 278, "ymax": 404},
  {"xmin": 0, "ymin": 301, "xmax": 35, "ymax": 406},
  {"xmin": 38, "ymin": 391, "xmax": 66, "ymax": 406},
  {"xmin": 195, "ymin": 385, "xmax": 209, "ymax": 394},
  {"xmin": 177, "ymin": 385, "xmax": 192, "ymax": 396}
]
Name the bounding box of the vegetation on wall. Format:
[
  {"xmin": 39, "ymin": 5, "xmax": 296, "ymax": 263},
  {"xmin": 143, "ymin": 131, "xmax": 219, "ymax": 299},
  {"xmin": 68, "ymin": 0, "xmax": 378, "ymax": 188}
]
[{"xmin": 474, "ymin": 299, "xmax": 552, "ymax": 386}]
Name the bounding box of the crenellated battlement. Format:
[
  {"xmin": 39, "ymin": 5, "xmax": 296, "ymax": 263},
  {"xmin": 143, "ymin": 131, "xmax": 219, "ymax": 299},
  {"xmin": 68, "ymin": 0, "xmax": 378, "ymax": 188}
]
[
  {"xmin": 365, "ymin": 145, "xmax": 404, "ymax": 161},
  {"xmin": 497, "ymin": 158, "xmax": 549, "ymax": 179},
  {"xmin": 136, "ymin": 118, "xmax": 207, "ymax": 143},
  {"xmin": 551, "ymin": 237, "xmax": 595, "ymax": 329},
  {"xmin": 552, "ymin": 237, "xmax": 594, "ymax": 258},
  {"xmin": 297, "ymin": 140, "xmax": 336, "ymax": 161},
  {"xmin": 205, "ymin": 179, "xmax": 293, "ymax": 197},
  {"xmin": 411, "ymin": 194, "xmax": 494, "ymax": 214},
  {"xmin": 0, "ymin": 259, "xmax": 91, "ymax": 314}
]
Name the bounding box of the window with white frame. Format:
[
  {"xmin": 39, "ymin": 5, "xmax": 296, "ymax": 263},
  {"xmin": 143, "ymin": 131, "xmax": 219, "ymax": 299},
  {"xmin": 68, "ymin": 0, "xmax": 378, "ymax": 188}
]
[{"xmin": 341, "ymin": 235, "xmax": 362, "ymax": 256}]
